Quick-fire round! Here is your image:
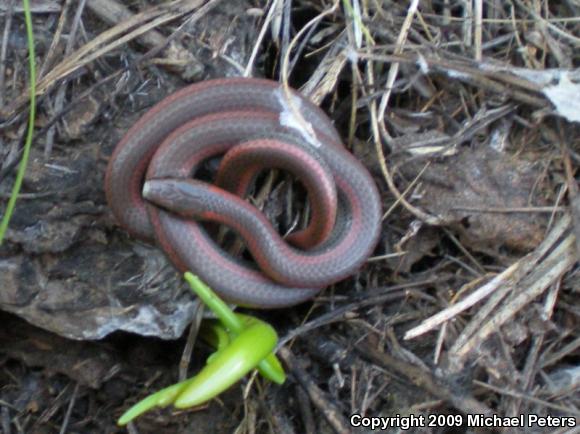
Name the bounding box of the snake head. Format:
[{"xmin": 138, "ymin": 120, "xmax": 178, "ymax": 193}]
[{"xmin": 143, "ymin": 179, "xmax": 209, "ymax": 217}]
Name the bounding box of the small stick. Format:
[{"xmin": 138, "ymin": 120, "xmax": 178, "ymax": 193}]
[
  {"xmin": 451, "ymin": 233, "xmax": 576, "ymax": 369},
  {"xmin": 0, "ymin": 0, "xmax": 15, "ymax": 108},
  {"xmin": 244, "ymin": 0, "xmax": 283, "ymax": 77},
  {"xmin": 561, "ymin": 142, "xmax": 580, "ymax": 259},
  {"xmin": 279, "ymin": 347, "xmax": 351, "ymax": 434},
  {"xmin": 474, "ymin": 0, "xmax": 482, "ymax": 60},
  {"xmin": 178, "ymin": 301, "xmax": 204, "ymax": 381},
  {"xmin": 38, "ymin": 0, "xmax": 72, "ymax": 79},
  {"xmin": 44, "ymin": 0, "xmax": 87, "ymax": 157},
  {"xmin": 58, "ymin": 383, "xmax": 80, "ymax": 434},
  {"xmin": 357, "ymin": 339, "xmax": 495, "ymax": 417}
]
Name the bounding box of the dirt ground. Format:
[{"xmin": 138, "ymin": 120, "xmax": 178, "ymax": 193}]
[{"xmin": 0, "ymin": 0, "xmax": 579, "ymax": 433}]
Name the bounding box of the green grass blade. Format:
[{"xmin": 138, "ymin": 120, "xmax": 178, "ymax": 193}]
[{"xmin": 0, "ymin": 0, "xmax": 37, "ymax": 243}]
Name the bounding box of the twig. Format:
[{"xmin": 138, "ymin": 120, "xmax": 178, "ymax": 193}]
[
  {"xmin": 448, "ymin": 222, "xmax": 576, "ymax": 372},
  {"xmin": 44, "ymin": 0, "xmax": 87, "ymax": 157},
  {"xmin": 0, "ymin": 0, "xmax": 15, "ymax": 108},
  {"xmin": 58, "ymin": 383, "xmax": 80, "ymax": 434},
  {"xmin": 178, "ymin": 301, "xmax": 204, "ymax": 381},
  {"xmin": 473, "ymin": 0, "xmax": 482, "ymax": 60},
  {"xmin": 280, "ymin": 0, "xmax": 339, "ymax": 136},
  {"xmin": 278, "ymin": 288, "xmax": 413, "ymax": 347},
  {"xmin": 473, "ymin": 380, "xmax": 580, "ymax": 417},
  {"xmin": 451, "ymin": 206, "xmax": 567, "ymax": 213},
  {"xmin": 300, "ymin": 37, "xmax": 348, "ymax": 104},
  {"xmin": 561, "ymin": 141, "xmax": 580, "ymax": 259},
  {"xmin": 90, "ymin": 0, "xmax": 222, "ymax": 70},
  {"xmin": 376, "ymin": 0, "xmax": 419, "ymax": 126},
  {"xmin": 38, "ymin": 0, "xmax": 72, "ymax": 79},
  {"xmin": 357, "ymin": 338, "xmax": 496, "ymax": 417},
  {"xmin": 405, "ymin": 265, "xmax": 516, "ymax": 341},
  {"xmin": 448, "ymin": 213, "xmax": 572, "ymax": 351},
  {"xmin": 358, "ymin": 51, "xmax": 548, "ymax": 107},
  {"xmin": 365, "ymin": 1, "xmax": 442, "ymax": 226},
  {"xmin": 0, "ymin": 1, "xmax": 60, "ymax": 13},
  {"xmin": 244, "ymin": 0, "xmax": 283, "ymax": 77},
  {"xmin": 279, "ymin": 347, "xmax": 351, "ymax": 434},
  {"xmin": 1, "ymin": 405, "xmax": 10, "ymax": 434},
  {"xmin": 296, "ymin": 386, "xmax": 316, "ymax": 434},
  {"xmin": 513, "ymin": 0, "xmax": 580, "ymax": 46},
  {"xmin": 87, "ymin": 0, "xmax": 185, "ymax": 57},
  {"xmin": 540, "ymin": 336, "xmax": 580, "ymax": 369}
]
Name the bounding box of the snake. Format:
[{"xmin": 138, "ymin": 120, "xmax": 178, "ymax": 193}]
[{"xmin": 105, "ymin": 77, "xmax": 381, "ymax": 308}]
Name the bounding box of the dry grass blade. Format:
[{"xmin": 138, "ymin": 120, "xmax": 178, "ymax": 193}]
[
  {"xmin": 447, "ymin": 215, "xmax": 576, "ymax": 372},
  {"xmin": 0, "ymin": 0, "xmax": 206, "ymax": 121},
  {"xmin": 405, "ymin": 213, "xmax": 574, "ymax": 342}
]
